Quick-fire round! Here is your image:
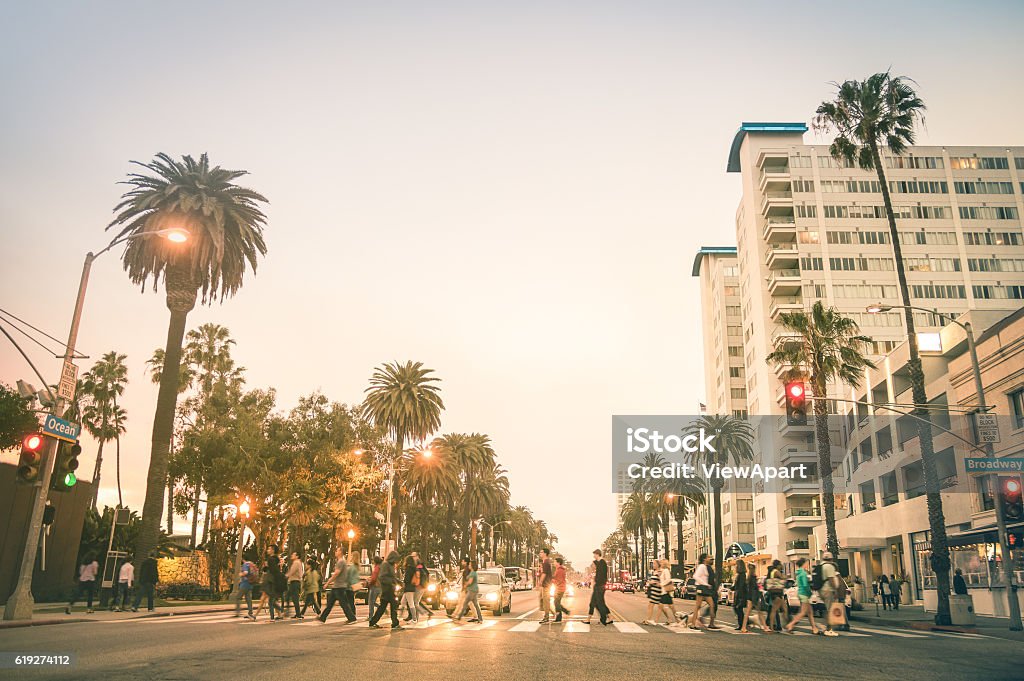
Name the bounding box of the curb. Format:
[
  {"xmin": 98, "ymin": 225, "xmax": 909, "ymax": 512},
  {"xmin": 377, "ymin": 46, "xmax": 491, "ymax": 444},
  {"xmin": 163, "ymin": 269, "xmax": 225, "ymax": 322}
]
[
  {"xmin": 0, "ymin": 618, "xmax": 89, "ymax": 629},
  {"xmin": 0, "ymin": 605, "xmax": 237, "ymax": 629}
]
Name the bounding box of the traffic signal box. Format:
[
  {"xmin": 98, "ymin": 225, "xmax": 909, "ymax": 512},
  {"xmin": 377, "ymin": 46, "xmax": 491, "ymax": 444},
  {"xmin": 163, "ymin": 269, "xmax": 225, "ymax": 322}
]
[
  {"xmin": 1001, "ymin": 476, "xmax": 1023, "ymax": 522},
  {"xmin": 17, "ymin": 433, "xmax": 45, "ymax": 484},
  {"xmin": 785, "ymin": 381, "xmax": 808, "ymax": 426},
  {"xmin": 50, "ymin": 440, "xmax": 82, "ymax": 492}
]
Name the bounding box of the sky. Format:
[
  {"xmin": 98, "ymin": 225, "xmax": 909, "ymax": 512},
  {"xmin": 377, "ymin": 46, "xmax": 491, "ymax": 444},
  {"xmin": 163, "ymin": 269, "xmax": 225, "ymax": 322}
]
[{"xmin": 2, "ymin": 1, "xmax": 1023, "ymax": 567}]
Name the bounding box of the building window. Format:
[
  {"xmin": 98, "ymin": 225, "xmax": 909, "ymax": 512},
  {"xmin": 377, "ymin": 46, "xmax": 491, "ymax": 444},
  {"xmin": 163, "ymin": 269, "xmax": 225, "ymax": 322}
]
[
  {"xmin": 737, "ymin": 498, "xmax": 753, "ymax": 511},
  {"xmin": 731, "ymin": 388, "xmax": 747, "ymax": 399},
  {"xmin": 723, "ymin": 501, "xmax": 731, "ymax": 515},
  {"xmin": 860, "ymin": 481, "xmax": 877, "ymax": 512},
  {"xmin": 881, "ymin": 472, "xmax": 899, "ymax": 506},
  {"xmin": 738, "ymin": 521, "xmax": 754, "ymax": 535},
  {"xmin": 729, "ymin": 366, "xmax": 744, "ymax": 378},
  {"xmin": 757, "ymin": 535, "xmax": 767, "ymax": 551},
  {"xmin": 756, "ymin": 508, "xmax": 766, "ymax": 522}
]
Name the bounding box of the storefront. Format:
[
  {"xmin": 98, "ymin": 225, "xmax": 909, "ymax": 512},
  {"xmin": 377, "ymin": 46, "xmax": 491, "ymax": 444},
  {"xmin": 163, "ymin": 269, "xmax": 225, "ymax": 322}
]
[{"xmin": 912, "ymin": 522, "xmax": 1024, "ymax": 618}]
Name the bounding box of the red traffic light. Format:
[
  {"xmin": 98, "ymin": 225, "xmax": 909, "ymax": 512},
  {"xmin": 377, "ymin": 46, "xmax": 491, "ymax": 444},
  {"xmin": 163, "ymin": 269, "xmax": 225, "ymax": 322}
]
[
  {"xmin": 23, "ymin": 433, "xmax": 43, "ymax": 451},
  {"xmin": 1004, "ymin": 478, "xmax": 1021, "ymax": 497},
  {"xmin": 787, "ymin": 382, "xmax": 805, "ymax": 399}
]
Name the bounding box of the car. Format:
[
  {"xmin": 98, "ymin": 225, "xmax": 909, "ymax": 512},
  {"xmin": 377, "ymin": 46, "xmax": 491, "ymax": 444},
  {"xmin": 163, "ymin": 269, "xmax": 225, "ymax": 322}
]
[
  {"xmin": 621, "ymin": 582, "xmax": 635, "ymax": 594},
  {"xmin": 443, "ymin": 569, "xmax": 512, "ymax": 617},
  {"xmin": 718, "ymin": 583, "xmax": 734, "ymax": 605},
  {"xmin": 355, "ymin": 563, "xmax": 374, "ymax": 604},
  {"xmin": 682, "ymin": 578, "xmax": 697, "ymax": 599},
  {"xmin": 504, "ymin": 566, "xmax": 533, "ymax": 591},
  {"xmin": 421, "ymin": 568, "xmax": 448, "ymax": 610},
  {"xmin": 669, "ymin": 578, "xmax": 686, "ymax": 599}
]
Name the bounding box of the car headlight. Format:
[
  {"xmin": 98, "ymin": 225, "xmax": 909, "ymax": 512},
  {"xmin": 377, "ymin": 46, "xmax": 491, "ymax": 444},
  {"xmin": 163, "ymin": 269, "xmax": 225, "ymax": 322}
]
[
  {"xmin": 446, "ymin": 590, "xmax": 459, "ymax": 601},
  {"xmin": 485, "ymin": 592, "xmax": 498, "ymax": 602},
  {"xmin": 427, "ymin": 583, "xmax": 437, "ymax": 592}
]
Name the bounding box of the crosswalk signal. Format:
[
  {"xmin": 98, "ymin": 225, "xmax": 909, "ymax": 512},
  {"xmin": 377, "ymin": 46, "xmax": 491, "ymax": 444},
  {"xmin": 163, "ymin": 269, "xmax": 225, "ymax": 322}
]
[
  {"xmin": 1001, "ymin": 476, "xmax": 1023, "ymax": 521},
  {"xmin": 17, "ymin": 433, "xmax": 45, "ymax": 484},
  {"xmin": 51, "ymin": 440, "xmax": 82, "ymax": 492},
  {"xmin": 785, "ymin": 381, "xmax": 808, "ymax": 426}
]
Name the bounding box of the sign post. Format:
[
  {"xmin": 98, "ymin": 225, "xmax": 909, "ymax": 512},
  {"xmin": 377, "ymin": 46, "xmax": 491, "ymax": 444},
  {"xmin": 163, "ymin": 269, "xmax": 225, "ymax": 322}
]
[
  {"xmin": 57, "ymin": 361, "xmax": 78, "ymax": 402},
  {"xmin": 975, "ymin": 413, "xmax": 1001, "ymax": 444}
]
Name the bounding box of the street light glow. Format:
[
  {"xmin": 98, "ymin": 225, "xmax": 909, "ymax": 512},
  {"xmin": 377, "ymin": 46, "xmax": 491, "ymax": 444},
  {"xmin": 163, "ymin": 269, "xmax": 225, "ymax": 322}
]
[
  {"xmin": 353, "ymin": 448, "xmax": 364, "ymax": 456},
  {"xmin": 421, "ymin": 448, "xmax": 433, "ymax": 459},
  {"xmin": 866, "ymin": 303, "xmax": 890, "ymax": 314},
  {"xmin": 163, "ymin": 228, "xmax": 190, "ymax": 243},
  {"xmin": 347, "ymin": 529, "xmax": 356, "ymax": 540},
  {"xmin": 239, "ymin": 500, "xmax": 250, "ymax": 516}
]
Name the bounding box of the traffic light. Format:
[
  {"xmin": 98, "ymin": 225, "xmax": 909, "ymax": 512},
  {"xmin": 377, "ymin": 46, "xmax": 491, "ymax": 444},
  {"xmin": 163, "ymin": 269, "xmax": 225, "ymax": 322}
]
[
  {"xmin": 1001, "ymin": 476, "xmax": 1023, "ymax": 521},
  {"xmin": 51, "ymin": 440, "xmax": 82, "ymax": 492},
  {"xmin": 784, "ymin": 381, "xmax": 808, "ymax": 426},
  {"xmin": 17, "ymin": 433, "xmax": 45, "ymax": 484}
]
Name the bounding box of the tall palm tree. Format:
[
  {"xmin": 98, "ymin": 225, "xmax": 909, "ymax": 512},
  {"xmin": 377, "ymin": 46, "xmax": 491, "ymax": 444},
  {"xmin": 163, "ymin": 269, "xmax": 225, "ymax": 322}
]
[
  {"xmin": 814, "ymin": 73, "xmax": 953, "ymax": 624},
  {"xmin": 81, "ymin": 351, "xmax": 129, "ymax": 508},
  {"xmin": 465, "ymin": 462, "xmax": 509, "ymax": 561},
  {"xmin": 362, "ymin": 361, "xmax": 444, "ymax": 545},
  {"xmin": 110, "ymin": 152, "xmax": 268, "ymax": 563},
  {"xmin": 684, "ymin": 415, "xmax": 754, "ymax": 580},
  {"xmin": 663, "ymin": 477, "xmax": 705, "ymax": 566},
  {"xmin": 766, "ymin": 302, "xmax": 875, "ymax": 557},
  {"xmin": 146, "ymin": 347, "xmax": 194, "ymax": 535},
  {"xmin": 184, "ymin": 323, "xmax": 244, "ymax": 393}
]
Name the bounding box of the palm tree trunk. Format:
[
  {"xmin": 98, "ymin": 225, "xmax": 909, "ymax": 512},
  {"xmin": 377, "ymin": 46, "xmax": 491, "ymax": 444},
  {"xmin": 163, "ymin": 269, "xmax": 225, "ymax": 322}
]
[
  {"xmin": 712, "ymin": 482, "xmax": 724, "ymax": 580},
  {"xmin": 114, "ymin": 395, "xmax": 123, "ymax": 507},
  {"xmin": 674, "ymin": 506, "xmax": 685, "ymax": 566},
  {"xmin": 870, "ymin": 140, "xmax": 951, "ymax": 625},
  {"xmin": 166, "ymin": 474, "xmax": 175, "ymax": 534},
  {"xmin": 190, "ymin": 483, "xmax": 201, "ymax": 549},
  {"xmin": 814, "ymin": 377, "xmax": 840, "ymax": 556},
  {"xmin": 89, "ymin": 440, "xmax": 106, "ymax": 510},
  {"xmin": 134, "ymin": 284, "xmax": 194, "ymax": 565},
  {"xmin": 201, "ymin": 503, "xmax": 212, "ymax": 547}
]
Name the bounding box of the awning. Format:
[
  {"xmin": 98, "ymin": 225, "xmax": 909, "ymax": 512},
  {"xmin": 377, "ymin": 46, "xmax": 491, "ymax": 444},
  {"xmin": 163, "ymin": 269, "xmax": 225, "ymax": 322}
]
[{"xmin": 946, "ymin": 521, "xmax": 1024, "ymax": 548}]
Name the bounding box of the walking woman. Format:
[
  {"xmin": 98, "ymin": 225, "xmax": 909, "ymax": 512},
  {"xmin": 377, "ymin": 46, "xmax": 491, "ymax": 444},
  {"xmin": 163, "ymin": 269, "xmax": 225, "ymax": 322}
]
[
  {"xmin": 656, "ymin": 559, "xmax": 676, "ymax": 625},
  {"xmin": 878, "ymin": 574, "xmax": 892, "ymax": 610},
  {"xmin": 300, "ymin": 558, "xmax": 321, "ymax": 617},
  {"xmin": 689, "ymin": 553, "xmax": 713, "ymax": 629},
  {"xmin": 254, "ymin": 545, "xmax": 283, "ymax": 621},
  {"xmin": 642, "ymin": 559, "xmax": 667, "ymax": 625},
  {"xmin": 732, "ymin": 559, "xmax": 748, "ymax": 631},
  {"xmin": 784, "ymin": 557, "xmax": 821, "ymax": 634},
  {"xmin": 765, "ymin": 559, "xmax": 789, "ymax": 632},
  {"xmin": 454, "ymin": 560, "xmax": 483, "ymax": 623},
  {"xmin": 401, "ymin": 554, "xmax": 420, "ymax": 624},
  {"xmin": 740, "ymin": 561, "xmax": 765, "ymax": 633}
]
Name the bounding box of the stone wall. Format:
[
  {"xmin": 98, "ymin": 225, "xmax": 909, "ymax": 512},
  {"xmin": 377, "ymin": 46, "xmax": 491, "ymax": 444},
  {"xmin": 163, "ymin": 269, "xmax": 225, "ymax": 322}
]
[{"xmin": 157, "ymin": 550, "xmax": 230, "ymax": 591}]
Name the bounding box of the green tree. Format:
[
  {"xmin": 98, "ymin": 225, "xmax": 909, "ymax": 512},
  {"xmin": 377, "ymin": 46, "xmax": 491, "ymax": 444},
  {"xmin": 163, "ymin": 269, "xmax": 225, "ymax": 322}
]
[
  {"xmin": 361, "ymin": 361, "xmax": 444, "ymax": 545},
  {"xmin": 684, "ymin": 415, "xmax": 754, "ymax": 580},
  {"xmin": 814, "ymin": 73, "xmax": 953, "ymax": 624},
  {"xmin": 81, "ymin": 351, "xmax": 129, "ymax": 508},
  {"xmin": 110, "ymin": 152, "xmax": 268, "ymax": 565},
  {"xmin": 766, "ymin": 301, "xmax": 875, "ymax": 557},
  {"xmin": 0, "ymin": 383, "xmax": 39, "ymax": 450}
]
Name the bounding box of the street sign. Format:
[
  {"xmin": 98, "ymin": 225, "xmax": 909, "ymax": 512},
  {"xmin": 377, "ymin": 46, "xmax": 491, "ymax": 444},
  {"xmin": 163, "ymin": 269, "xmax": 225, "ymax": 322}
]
[
  {"xmin": 57, "ymin": 361, "xmax": 78, "ymax": 401},
  {"xmin": 975, "ymin": 413, "xmax": 1000, "ymax": 444},
  {"xmin": 965, "ymin": 457, "xmax": 1024, "ymax": 474},
  {"xmin": 42, "ymin": 414, "xmax": 81, "ymax": 443}
]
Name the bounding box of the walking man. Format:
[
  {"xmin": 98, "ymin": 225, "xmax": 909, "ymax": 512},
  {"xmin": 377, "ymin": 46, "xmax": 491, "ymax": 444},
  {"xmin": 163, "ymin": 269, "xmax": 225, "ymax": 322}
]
[
  {"xmin": 287, "ymin": 550, "xmax": 305, "ymax": 619},
  {"xmin": 553, "ymin": 557, "xmax": 571, "ymax": 622},
  {"xmin": 366, "ymin": 556, "xmax": 383, "ymax": 613},
  {"xmin": 537, "ymin": 548, "xmax": 554, "ymax": 624},
  {"xmin": 66, "ymin": 553, "xmax": 99, "ymax": 614},
  {"xmin": 236, "ymin": 556, "xmax": 257, "ymax": 620},
  {"xmin": 819, "ymin": 551, "xmax": 842, "ymax": 637},
  {"xmin": 131, "ymin": 552, "xmax": 159, "ymax": 613},
  {"xmin": 585, "ymin": 549, "xmax": 612, "ymax": 625},
  {"xmin": 368, "ymin": 551, "xmax": 402, "ymax": 630},
  {"xmin": 319, "ymin": 548, "xmax": 356, "ymax": 623},
  {"xmin": 412, "ymin": 552, "xmax": 433, "ymax": 620},
  {"xmin": 113, "ymin": 556, "xmax": 133, "ymax": 611}
]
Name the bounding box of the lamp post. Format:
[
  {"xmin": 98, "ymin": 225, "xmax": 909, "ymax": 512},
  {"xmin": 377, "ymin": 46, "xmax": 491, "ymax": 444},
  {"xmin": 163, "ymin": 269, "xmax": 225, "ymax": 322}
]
[
  {"xmin": 232, "ymin": 499, "xmax": 251, "ymax": 605},
  {"xmin": 346, "ymin": 528, "xmax": 356, "ymax": 558},
  {"xmin": 3, "ymin": 228, "xmax": 190, "ymax": 622},
  {"xmin": 478, "ymin": 519, "xmax": 512, "ymax": 567},
  {"xmin": 868, "ymin": 303, "xmax": 1021, "ymax": 631}
]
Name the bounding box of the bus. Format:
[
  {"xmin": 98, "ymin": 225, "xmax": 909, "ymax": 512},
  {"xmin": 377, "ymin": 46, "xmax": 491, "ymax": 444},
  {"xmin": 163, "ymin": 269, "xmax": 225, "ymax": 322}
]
[{"xmin": 504, "ymin": 566, "xmax": 532, "ymax": 591}]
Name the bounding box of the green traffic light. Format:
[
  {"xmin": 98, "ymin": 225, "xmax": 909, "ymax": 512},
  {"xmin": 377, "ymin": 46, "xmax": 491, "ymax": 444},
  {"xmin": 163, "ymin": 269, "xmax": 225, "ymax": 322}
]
[{"xmin": 64, "ymin": 472, "xmax": 77, "ymax": 487}]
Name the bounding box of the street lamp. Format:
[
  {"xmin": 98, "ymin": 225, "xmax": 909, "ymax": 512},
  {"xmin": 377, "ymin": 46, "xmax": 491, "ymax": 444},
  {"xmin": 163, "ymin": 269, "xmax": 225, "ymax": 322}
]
[
  {"xmin": 478, "ymin": 519, "xmax": 512, "ymax": 567},
  {"xmin": 231, "ymin": 497, "xmax": 251, "ymax": 610},
  {"xmin": 346, "ymin": 528, "xmax": 356, "ymax": 557},
  {"xmin": 867, "ymin": 303, "xmax": 1022, "ymax": 631},
  {"xmin": 3, "ymin": 227, "xmax": 190, "ymax": 623}
]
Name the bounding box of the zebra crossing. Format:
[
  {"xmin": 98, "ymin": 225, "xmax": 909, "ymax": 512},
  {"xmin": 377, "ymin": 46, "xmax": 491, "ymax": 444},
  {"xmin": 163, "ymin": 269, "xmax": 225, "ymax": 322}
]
[{"xmin": 114, "ymin": 611, "xmax": 992, "ymax": 641}]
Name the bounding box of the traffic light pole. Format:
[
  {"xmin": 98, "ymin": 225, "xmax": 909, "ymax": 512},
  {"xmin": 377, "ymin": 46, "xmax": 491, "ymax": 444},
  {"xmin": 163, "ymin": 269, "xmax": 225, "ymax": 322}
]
[{"xmin": 3, "ymin": 252, "xmax": 93, "ymax": 622}]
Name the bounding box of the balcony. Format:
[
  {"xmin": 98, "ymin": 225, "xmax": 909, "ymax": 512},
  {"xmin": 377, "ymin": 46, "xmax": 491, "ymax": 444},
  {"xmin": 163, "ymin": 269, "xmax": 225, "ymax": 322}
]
[
  {"xmin": 759, "ymin": 166, "xmax": 792, "ymax": 193},
  {"xmin": 769, "ymin": 296, "xmax": 802, "ymax": 322},
  {"xmin": 761, "ymin": 190, "xmax": 794, "ymax": 217},
  {"xmin": 764, "ymin": 243, "xmax": 799, "ymax": 270},
  {"xmin": 784, "ymin": 507, "xmax": 822, "ymax": 527},
  {"xmin": 762, "ymin": 217, "xmax": 797, "ymax": 243},
  {"xmin": 785, "ymin": 539, "xmax": 810, "ymax": 555},
  {"xmin": 767, "ymin": 269, "xmax": 802, "ymax": 296},
  {"xmin": 779, "ymin": 446, "xmax": 817, "ymax": 465},
  {"xmin": 770, "ymin": 327, "xmax": 802, "ymax": 350},
  {"xmin": 784, "ymin": 478, "xmax": 820, "ymax": 494},
  {"xmin": 756, "ymin": 149, "xmax": 790, "ymax": 169},
  {"xmin": 777, "ymin": 414, "xmax": 814, "ymax": 435}
]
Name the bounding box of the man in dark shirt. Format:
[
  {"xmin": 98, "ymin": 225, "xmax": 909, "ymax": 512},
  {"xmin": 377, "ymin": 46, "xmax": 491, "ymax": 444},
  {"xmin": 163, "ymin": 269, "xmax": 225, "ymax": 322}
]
[
  {"xmin": 131, "ymin": 552, "xmax": 159, "ymax": 612},
  {"xmin": 538, "ymin": 548, "xmax": 553, "ymax": 623},
  {"xmin": 586, "ymin": 549, "xmax": 612, "ymax": 625},
  {"xmin": 368, "ymin": 551, "xmax": 402, "ymax": 630}
]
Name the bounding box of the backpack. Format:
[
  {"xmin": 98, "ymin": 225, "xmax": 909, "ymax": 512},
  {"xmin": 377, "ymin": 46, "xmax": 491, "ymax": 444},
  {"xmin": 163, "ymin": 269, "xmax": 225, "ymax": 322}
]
[
  {"xmin": 766, "ymin": 569, "xmax": 785, "ymax": 593},
  {"xmin": 811, "ymin": 564, "xmax": 824, "ymax": 591}
]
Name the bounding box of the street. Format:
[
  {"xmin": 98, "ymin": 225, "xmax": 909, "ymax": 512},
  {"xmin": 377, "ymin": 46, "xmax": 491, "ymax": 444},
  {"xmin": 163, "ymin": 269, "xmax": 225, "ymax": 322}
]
[{"xmin": 1, "ymin": 589, "xmax": 1019, "ymax": 681}]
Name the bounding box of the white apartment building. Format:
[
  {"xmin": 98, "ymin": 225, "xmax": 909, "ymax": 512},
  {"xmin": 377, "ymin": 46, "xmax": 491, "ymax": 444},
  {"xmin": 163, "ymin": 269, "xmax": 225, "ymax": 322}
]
[{"xmin": 718, "ymin": 122, "xmax": 1024, "ymax": 571}]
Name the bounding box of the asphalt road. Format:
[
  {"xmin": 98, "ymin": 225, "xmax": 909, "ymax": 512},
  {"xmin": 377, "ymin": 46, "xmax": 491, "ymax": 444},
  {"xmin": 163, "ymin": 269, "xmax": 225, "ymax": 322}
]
[{"xmin": 1, "ymin": 589, "xmax": 1019, "ymax": 681}]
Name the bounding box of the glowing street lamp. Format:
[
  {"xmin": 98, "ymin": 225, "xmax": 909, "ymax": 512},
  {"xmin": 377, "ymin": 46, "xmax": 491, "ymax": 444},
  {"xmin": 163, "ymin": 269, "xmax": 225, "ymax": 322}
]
[{"xmin": 346, "ymin": 528, "xmax": 357, "ymax": 556}]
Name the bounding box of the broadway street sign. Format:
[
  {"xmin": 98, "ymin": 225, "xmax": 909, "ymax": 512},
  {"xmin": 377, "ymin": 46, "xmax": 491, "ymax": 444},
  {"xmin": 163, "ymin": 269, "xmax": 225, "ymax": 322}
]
[{"xmin": 964, "ymin": 457, "xmax": 1024, "ymax": 474}]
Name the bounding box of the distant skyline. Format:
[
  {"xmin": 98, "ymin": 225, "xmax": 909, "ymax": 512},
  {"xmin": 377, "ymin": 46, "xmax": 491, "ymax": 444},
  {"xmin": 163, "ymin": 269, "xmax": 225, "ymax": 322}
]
[{"xmin": 2, "ymin": 1, "xmax": 1023, "ymax": 566}]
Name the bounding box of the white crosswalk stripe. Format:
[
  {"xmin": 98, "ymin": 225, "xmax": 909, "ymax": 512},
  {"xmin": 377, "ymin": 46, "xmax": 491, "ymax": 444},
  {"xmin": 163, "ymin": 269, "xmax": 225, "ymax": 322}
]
[
  {"xmin": 612, "ymin": 621, "xmax": 646, "ymax": 633},
  {"xmin": 510, "ymin": 621, "xmax": 541, "ymax": 632},
  {"xmin": 849, "ymin": 625, "xmax": 927, "ymax": 638}
]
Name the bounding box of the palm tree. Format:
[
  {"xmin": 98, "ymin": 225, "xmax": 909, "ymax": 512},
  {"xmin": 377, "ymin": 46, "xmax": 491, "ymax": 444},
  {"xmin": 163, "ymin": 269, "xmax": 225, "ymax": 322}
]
[
  {"xmin": 362, "ymin": 361, "xmax": 444, "ymax": 545},
  {"xmin": 184, "ymin": 323, "xmax": 245, "ymax": 393},
  {"xmin": 81, "ymin": 351, "xmax": 129, "ymax": 508},
  {"xmin": 766, "ymin": 302, "xmax": 875, "ymax": 557},
  {"xmin": 663, "ymin": 478, "xmax": 705, "ymax": 566},
  {"xmin": 684, "ymin": 415, "xmax": 754, "ymax": 580},
  {"xmin": 814, "ymin": 73, "xmax": 953, "ymax": 624},
  {"xmin": 110, "ymin": 152, "xmax": 268, "ymax": 564},
  {"xmin": 146, "ymin": 347, "xmax": 194, "ymax": 535}
]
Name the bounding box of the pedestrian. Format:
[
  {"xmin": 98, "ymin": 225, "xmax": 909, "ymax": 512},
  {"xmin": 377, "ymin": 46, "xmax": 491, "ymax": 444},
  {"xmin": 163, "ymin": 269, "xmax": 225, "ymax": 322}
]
[
  {"xmin": 300, "ymin": 558, "xmax": 321, "ymax": 617},
  {"xmin": 454, "ymin": 560, "xmax": 483, "ymax": 623},
  {"xmin": 401, "ymin": 554, "xmax": 421, "ymax": 623},
  {"xmin": 706, "ymin": 559, "xmax": 720, "ymax": 628},
  {"xmin": 731, "ymin": 559, "xmax": 748, "ymax": 631},
  {"xmin": 366, "ymin": 556, "xmax": 383, "ymax": 613},
  {"xmin": 689, "ymin": 553, "xmax": 714, "ymax": 629},
  {"xmin": 66, "ymin": 553, "xmax": 99, "ymax": 614},
  {"xmin": 954, "ymin": 568, "xmax": 968, "ymax": 595},
  {"xmin": 878, "ymin": 574, "xmax": 892, "ymax": 610},
  {"xmin": 765, "ymin": 559, "xmax": 788, "ymax": 632},
  {"xmin": 641, "ymin": 559, "xmax": 665, "ymax": 625},
  {"xmin": 131, "ymin": 552, "xmax": 159, "ymax": 613},
  {"xmin": 236, "ymin": 555, "xmax": 257, "ymax": 620},
  {"xmin": 412, "ymin": 552, "xmax": 433, "ymax": 620},
  {"xmin": 818, "ymin": 551, "xmax": 843, "ymax": 637},
  {"xmin": 741, "ymin": 561, "xmax": 766, "ymax": 633},
  {"xmin": 287, "ymin": 550, "xmax": 305, "ymax": 619},
  {"xmin": 451, "ymin": 557, "xmax": 470, "ymax": 619},
  {"xmin": 113, "ymin": 556, "xmax": 133, "ymax": 612},
  {"xmin": 319, "ymin": 548, "xmax": 356, "ymax": 623},
  {"xmin": 784, "ymin": 558, "xmax": 821, "ymax": 635},
  {"xmin": 553, "ymin": 557, "xmax": 571, "ymax": 622},
  {"xmin": 584, "ymin": 549, "xmax": 612, "ymax": 625},
  {"xmin": 254, "ymin": 545, "xmax": 283, "ymax": 621},
  {"xmin": 537, "ymin": 548, "xmax": 554, "ymax": 624},
  {"xmin": 343, "ymin": 552, "xmax": 361, "ymax": 620},
  {"xmin": 656, "ymin": 559, "xmax": 676, "ymax": 625},
  {"xmin": 890, "ymin": 573, "xmax": 902, "ymax": 609},
  {"xmin": 368, "ymin": 550, "xmax": 402, "ymax": 629}
]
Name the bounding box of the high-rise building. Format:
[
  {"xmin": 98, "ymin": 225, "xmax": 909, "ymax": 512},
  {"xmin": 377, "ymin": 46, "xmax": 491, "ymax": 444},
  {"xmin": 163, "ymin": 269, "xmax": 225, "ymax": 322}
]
[{"xmin": 710, "ymin": 123, "xmax": 1024, "ymax": 569}]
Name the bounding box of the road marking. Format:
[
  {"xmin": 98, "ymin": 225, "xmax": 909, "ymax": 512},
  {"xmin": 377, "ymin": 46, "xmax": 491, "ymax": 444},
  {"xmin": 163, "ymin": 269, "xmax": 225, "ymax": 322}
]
[
  {"xmin": 410, "ymin": 618, "xmax": 446, "ymax": 628},
  {"xmin": 510, "ymin": 621, "xmax": 541, "ymax": 632},
  {"xmin": 665, "ymin": 624, "xmax": 703, "ymax": 634},
  {"xmin": 562, "ymin": 621, "xmax": 590, "ymax": 633},
  {"xmin": 922, "ymin": 630, "xmax": 991, "ymax": 640},
  {"xmin": 516, "ymin": 608, "xmax": 539, "ymax": 620},
  {"xmin": 452, "ymin": 620, "xmax": 498, "ymax": 631},
  {"xmin": 844, "ymin": 625, "xmax": 924, "ymax": 638},
  {"xmin": 136, "ymin": 613, "xmax": 236, "ymax": 624},
  {"xmin": 612, "ymin": 621, "xmax": 646, "ymax": 634}
]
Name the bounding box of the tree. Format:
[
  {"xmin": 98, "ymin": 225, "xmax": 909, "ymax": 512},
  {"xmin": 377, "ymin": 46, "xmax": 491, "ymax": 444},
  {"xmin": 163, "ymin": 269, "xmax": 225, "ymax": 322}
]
[
  {"xmin": 814, "ymin": 72, "xmax": 953, "ymax": 624},
  {"xmin": 684, "ymin": 415, "xmax": 754, "ymax": 580},
  {"xmin": 81, "ymin": 351, "xmax": 129, "ymax": 508},
  {"xmin": 0, "ymin": 383, "xmax": 39, "ymax": 450},
  {"xmin": 766, "ymin": 301, "xmax": 875, "ymax": 557},
  {"xmin": 361, "ymin": 361, "xmax": 444, "ymax": 545},
  {"xmin": 110, "ymin": 152, "xmax": 268, "ymax": 566},
  {"xmin": 663, "ymin": 477, "xmax": 705, "ymax": 566}
]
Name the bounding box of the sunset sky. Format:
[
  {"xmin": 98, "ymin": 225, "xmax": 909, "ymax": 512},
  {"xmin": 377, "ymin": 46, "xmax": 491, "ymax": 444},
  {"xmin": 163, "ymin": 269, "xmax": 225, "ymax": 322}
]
[{"xmin": 2, "ymin": 0, "xmax": 1022, "ymax": 565}]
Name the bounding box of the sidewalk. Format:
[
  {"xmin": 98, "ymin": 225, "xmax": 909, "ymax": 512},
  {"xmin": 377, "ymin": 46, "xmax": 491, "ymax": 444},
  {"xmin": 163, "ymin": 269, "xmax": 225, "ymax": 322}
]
[
  {"xmin": 0, "ymin": 601, "xmax": 238, "ymax": 630},
  {"xmin": 851, "ymin": 604, "xmax": 1024, "ymax": 642}
]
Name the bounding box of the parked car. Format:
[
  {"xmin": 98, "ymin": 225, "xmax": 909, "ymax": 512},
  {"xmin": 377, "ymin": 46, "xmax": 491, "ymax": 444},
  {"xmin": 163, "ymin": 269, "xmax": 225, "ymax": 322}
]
[
  {"xmin": 682, "ymin": 578, "xmax": 697, "ymax": 599},
  {"xmin": 670, "ymin": 578, "xmax": 686, "ymax": 599},
  {"xmin": 718, "ymin": 583, "xmax": 734, "ymax": 605},
  {"xmin": 355, "ymin": 563, "xmax": 374, "ymax": 604}
]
